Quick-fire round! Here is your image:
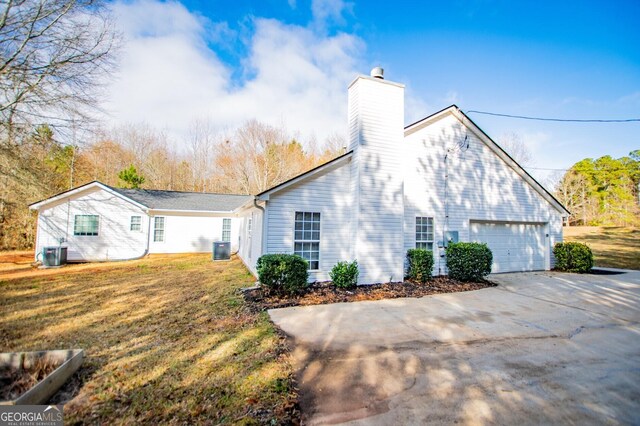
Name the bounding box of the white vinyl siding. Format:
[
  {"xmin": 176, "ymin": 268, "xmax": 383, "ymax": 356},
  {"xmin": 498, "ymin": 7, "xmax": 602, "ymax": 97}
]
[
  {"xmin": 403, "ymin": 113, "xmax": 562, "ymax": 274},
  {"xmin": 35, "ymin": 187, "xmax": 148, "ymax": 261},
  {"xmin": 294, "ymin": 212, "xmax": 320, "ymax": 270},
  {"xmin": 248, "ymin": 217, "xmax": 252, "ymax": 259},
  {"xmin": 265, "ymin": 161, "xmax": 352, "ymax": 282},
  {"xmin": 236, "ymin": 206, "xmax": 263, "ymax": 276},
  {"xmin": 74, "ymin": 215, "xmax": 99, "ymax": 236},
  {"xmin": 415, "ymin": 217, "xmax": 434, "ymax": 250},
  {"xmin": 130, "ymin": 215, "xmax": 142, "ymax": 231},
  {"xmin": 348, "ymin": 76, "xmax": 405, "ymax": 284},
  {"xmin": 34, "ymin": 186, "xmax": 242, "ymax": 261},
  {"xmin": 148, "ymin": 214, "xmax": 240, "ymax": 254},
  {"xmin": 153, "ymin": 217, "xmax": 165, "ymax": 242}
]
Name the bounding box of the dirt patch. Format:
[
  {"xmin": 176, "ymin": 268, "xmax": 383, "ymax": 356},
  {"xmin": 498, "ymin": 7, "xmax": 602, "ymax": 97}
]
[
  {"xmin": 0, "ymin": 357, "xmax": 60, "ymax": 401},
  {"xmin": 244, "ymin": 277, "xmax": 495, "ymax": 310}
]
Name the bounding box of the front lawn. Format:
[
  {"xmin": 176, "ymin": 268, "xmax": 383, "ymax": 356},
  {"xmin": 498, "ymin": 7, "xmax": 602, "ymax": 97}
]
[
  {"xmin": 563, "ymin": 226, "xmax": 640, "ymax": 270},
  {"xmin": 0, "ymin": 253, "xmax": 297, "ymax": 424}
]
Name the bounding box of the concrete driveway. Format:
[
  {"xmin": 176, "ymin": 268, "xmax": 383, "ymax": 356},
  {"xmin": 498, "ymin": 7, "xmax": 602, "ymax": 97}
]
[{"xmin": 269, "ymin": 270, "xmax": 640, "ymax": 425}]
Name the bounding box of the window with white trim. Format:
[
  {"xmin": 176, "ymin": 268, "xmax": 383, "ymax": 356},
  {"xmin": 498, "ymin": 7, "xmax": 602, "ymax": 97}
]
[
  {"xmin": 130, "ymin": 216, "xmax": 142, "ymax": 231},
  {"xmin": 294, "ymin": 212, "xmax": 320, "ymax": 270},
  {"xmin": 416, "ymin": 217, "xmax": 434, "ymax": 250},
  {"xmin": 154, "ymin": 217, "xmax": 165, "ymax": 242},
  {"xmin": 74, "ymin": 215, "xmax": 99, "ymax": 236},
  {"xmin": 222, "ymin": 218, "xmax": 231, "ymax": 242}
]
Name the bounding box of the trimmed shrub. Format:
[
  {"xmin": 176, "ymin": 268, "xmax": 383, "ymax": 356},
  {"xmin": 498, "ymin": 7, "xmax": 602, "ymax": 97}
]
[
  {"xmin": 256, "ymin": 254, "xmax": 309, "ymax": 295},
  {"xmin": 553, "ymin": 242, "xmax": 593, "ymax": 273},
  {"xmin": 445, "ymin": 242, "xmax": 493, "ymax": 282},
  {"xmin": 329, "ymin": 260, "xmax": 359, "ymax": 289},
  {"xmin": 406, "ymin": 249, "xmax": 434, "ymax": 283}
]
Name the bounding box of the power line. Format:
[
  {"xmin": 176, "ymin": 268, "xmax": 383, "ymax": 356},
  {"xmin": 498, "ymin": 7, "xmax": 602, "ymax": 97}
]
[
  {"xmin": 525, "ymin": 166, "xmax": 636, "ymax": 172},
  {"xmin": 466, "ymin": 110, "xmax": 640, "ymax": 123}
]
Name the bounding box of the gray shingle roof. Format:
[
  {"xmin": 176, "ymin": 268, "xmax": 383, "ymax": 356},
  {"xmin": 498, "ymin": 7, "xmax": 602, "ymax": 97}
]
[{"xmin": 109, "ymin": 186, "xmax": 251, "ymax": 212}]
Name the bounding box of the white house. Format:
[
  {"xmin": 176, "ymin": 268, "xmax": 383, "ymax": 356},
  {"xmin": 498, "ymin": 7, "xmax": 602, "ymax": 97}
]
[
  {"xmin": 29, "ymin": 182, "xmax": 251, "ymax": 262},
  {"xmin": 234, "ymin": 68, "xmax": 569, "ymax": 283},
  {"xmin": 29, "ymin": 68, "xmax": 569, "ymax": 283}
]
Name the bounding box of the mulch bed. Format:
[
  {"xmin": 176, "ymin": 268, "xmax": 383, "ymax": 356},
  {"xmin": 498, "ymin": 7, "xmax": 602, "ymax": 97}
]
[{"xmin": 244, "ymin": 277, "xmax": 496, "ymax": 310}]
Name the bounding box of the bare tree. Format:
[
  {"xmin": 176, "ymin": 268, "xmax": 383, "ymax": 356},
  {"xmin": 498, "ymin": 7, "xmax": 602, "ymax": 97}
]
[
  {"xmin": 554, "ymin": 170, "xmax": 597, "ymax": 226},
  {"xmin": 213, "ymin": 120, "xmax": 314, "ymax": 194},
  {"xmin": 497, "ymin": 132, "xmax": 533, "ymax": 166},
  {"xmin": 0, "ymin": 0, "xmax": 119, "ymax": 141},
  {"xmin": 188, "ymin": 118, "xmax": 217, "ymax": 192}
]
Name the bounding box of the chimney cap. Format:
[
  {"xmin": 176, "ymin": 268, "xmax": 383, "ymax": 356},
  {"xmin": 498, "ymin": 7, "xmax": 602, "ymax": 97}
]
[{"xmin": 370, "ymin": 67, "xmax": 384, "ymax": 79}]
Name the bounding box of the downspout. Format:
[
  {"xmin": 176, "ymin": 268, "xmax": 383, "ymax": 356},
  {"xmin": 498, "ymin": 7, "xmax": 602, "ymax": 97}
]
[
  {"xmin": 140, "ymin": 209, "xmax": 152, "ymax": 258},
  {"xmin": 253, "ymin": 197, "xmax": 267, "ymax": 257},
  {"xmin": 34, "ymin": 209, "xmax": 41, "ymax": 262}
]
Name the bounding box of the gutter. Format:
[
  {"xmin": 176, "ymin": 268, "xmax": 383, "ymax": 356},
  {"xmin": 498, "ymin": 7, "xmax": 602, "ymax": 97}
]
[{"xmin": 253, "ymin": 197, "xmax": 268, "ymax": 257}]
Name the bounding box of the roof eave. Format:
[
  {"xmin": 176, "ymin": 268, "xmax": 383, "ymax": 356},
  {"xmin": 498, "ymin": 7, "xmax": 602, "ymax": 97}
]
[{"xmin": 148, "ymin": 208, "xmax": 238, "ymax": 214}]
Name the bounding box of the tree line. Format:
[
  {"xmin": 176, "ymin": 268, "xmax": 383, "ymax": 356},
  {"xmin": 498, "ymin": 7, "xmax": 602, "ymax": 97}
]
[
  {"xmin": 0, "ymin": 120, "xmax": 343, "ymax": 250},
  {"xmin": 554, "ymin": 151, "xmax": 640, "ymax": 227}
]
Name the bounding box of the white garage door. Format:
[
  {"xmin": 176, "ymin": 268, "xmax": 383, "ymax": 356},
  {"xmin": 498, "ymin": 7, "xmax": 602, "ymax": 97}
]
[{"xmin": 470, "ymin": 222, "xmax": 546, "ymax": 273}]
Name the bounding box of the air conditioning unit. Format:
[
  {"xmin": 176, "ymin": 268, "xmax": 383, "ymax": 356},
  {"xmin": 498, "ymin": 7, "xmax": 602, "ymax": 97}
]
[
  {"xmin": 212, "ymin": 241, "xmax": 230, "ymax": 261},
  {"xmin": 42, "ymin": 246, "xmax": 68, "ymax": 267}
]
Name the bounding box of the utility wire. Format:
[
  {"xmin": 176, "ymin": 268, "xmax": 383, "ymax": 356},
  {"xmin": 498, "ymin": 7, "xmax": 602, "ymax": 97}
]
[
  {"xmin": 466, "ymin": 110, "xmax": 640, "ymax": 123},
  {"xmin": 524, "ymin": 166, "xmax": 637, "ymax": 172}
]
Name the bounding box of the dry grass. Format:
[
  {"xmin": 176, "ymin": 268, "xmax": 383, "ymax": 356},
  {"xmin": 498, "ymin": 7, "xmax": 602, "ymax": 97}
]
[
  {"xmin": 0, "ymin": 253, "xmax": 297, "ymax": 424},
  {"xmin": 563, "ymin": 226, "xmax": 640, "ymax": 270}
]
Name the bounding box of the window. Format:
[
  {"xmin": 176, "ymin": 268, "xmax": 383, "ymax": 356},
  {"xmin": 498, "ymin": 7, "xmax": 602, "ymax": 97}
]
[
  {"xmin": 130, "ymin": 216, "xmax": 142, "ymax": 231},
  {"xmin": 222, "ymin": 218, "xmax": 231, "ymax": 242},
  {"xmin": 294, "ymin": 212, "xmax": 320, "ymax": 270},
  {"xmin": 74, "ymin": 215, "xmax": 99, "ymax": 236},
  {"xmin": 154, "ymin": 217, "xmax": 165, "ymax": 242},
  {"xmin": 416, "ymin": 217, "xmax": 434, "ymax": 250}
]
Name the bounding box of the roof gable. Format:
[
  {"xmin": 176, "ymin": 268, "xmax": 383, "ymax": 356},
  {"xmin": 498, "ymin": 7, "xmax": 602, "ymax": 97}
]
[
  {"xmin": 256, "ymin": 150, "xmax": 353, "ymax": 200},
  {"xmin": 29, "ymin": 181, "xmax": 147, "ymax": 210},
  {"xmin": 405, "ymin": 106, "xmax": 570, "ymax": 216}
]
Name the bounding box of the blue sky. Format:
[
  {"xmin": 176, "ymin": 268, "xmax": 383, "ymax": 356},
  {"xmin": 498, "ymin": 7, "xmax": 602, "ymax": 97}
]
[{"xmin": 105, "ymin": 0, "xmax": 639, "ymax": 183}]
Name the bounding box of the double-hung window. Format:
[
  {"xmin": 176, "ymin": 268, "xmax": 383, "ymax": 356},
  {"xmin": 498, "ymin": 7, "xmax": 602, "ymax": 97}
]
[
  {"xmin": 294, "ymin": 212, "xmax": 320, "ymax": 270},
  {"xmin": 130, "ymin": 216, "xmax": 142, "ymax": 231},
  {"xmin": 416, "ymin": 217, "xmax": 434, "ymax": 250},
  {"xmin": 154, "ymin": 217, "xmax": 165, "ymax": 242},
  {"xmin": 74, "ymin": 215, "xmax": 99, "ymax": 236},
  {"xmin": 222, "ymin": 218, "xmax": 231, "ymax": 242}
]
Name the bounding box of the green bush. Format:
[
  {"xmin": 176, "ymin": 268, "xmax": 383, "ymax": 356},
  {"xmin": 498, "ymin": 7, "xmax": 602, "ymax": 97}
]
[
  {"xmin": 406, "ymin": 249, "xmax": 434, "ymax": 283},
  {"xmin": 445, "ymin": 242, "xmax": 493, "ymax": 282},
  {"xmin": 329, "ymin": 260, "xmax": 359, "ymax": 288},
  {"xmin": 256, "ymin": 254, "xmax": 309, "ymax": 295},
  {"xmin": 553, "ymin": 242, "xmax": 593, "ymax": 273}
]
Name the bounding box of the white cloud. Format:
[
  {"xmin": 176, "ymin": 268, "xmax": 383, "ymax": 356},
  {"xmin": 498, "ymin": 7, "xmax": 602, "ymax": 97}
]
[
  {"xmin": 104, "ymin": 0, "xmax": 364, "ymax": 150},
  {"xmin": 311, "ymin": 0, "xmax": 353, "ymax": 32}
]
